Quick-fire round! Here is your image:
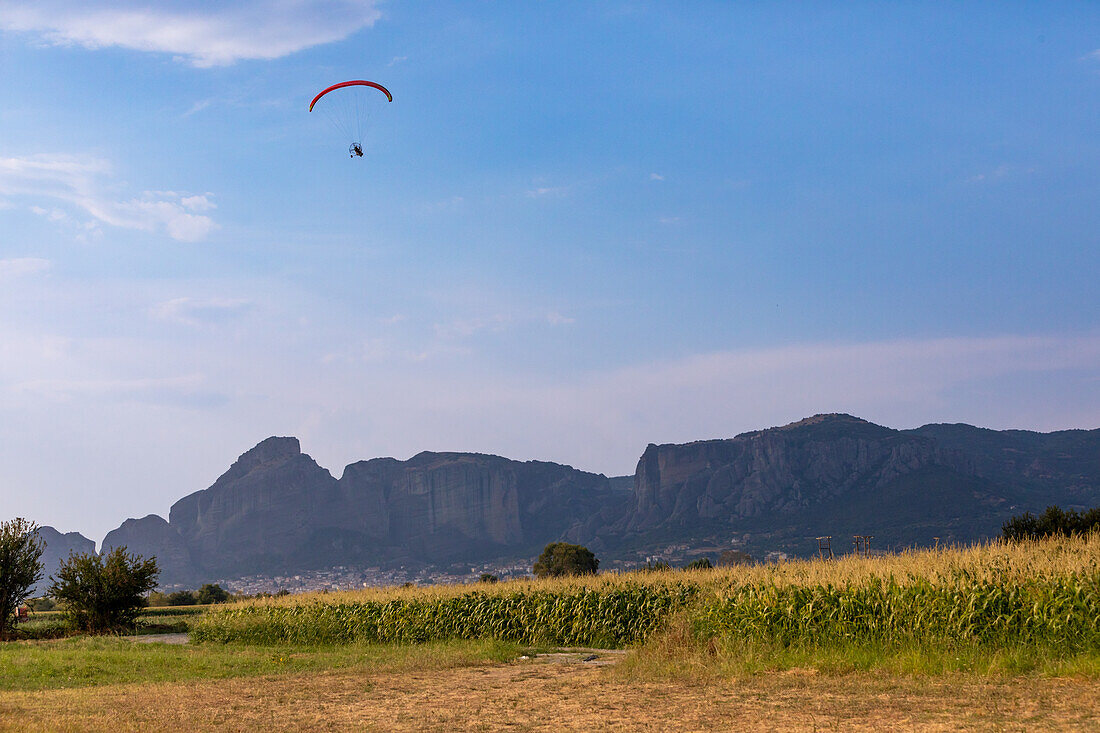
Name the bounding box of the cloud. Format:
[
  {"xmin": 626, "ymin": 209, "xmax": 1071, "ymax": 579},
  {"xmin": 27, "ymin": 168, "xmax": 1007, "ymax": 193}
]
[
  {"xmin": 183, "ymin": 99, "xmax": 213, "ymax": 116},
  {"xmin": 180, "ymin": 194, "xmax": 216, "ymax": 211},
  {"xmin": 150, "ymin": 296, "xmax": 253, "ymax": 326},
  {"xmin": 0, "ymin": 154, "xmax": 217, "ymax": 241},
  {"xmin": 0, "ymin": 257, "xmax": 51, "ymax": 280},
  {"xmin": 387, "ymin": 55, "xmax": 407, "ymax": 66},
  {"xmin": 649, "ymin": 173, "xmax": 664, "ymax": 181},
  {"xmin": 525, "ymin": 186, "xmax": 568, "ymax": 198},
  {"xmin": 546, "ymin": 311, "xmax": 574, "ymax": 326},
  {"xmin": 968, "ymin": 164, "xmax": 1013, "ymax": 183},
  {"xmin": 13, "ymin": 373, "xmax": 208, "ymax": 402},
  {"xmin": 433, "ymin": 313, "xmax": 513, "ymax": 339},
  {"xmin": 0, "ymin": 1, "xmax": 382, "ymax": 67}
]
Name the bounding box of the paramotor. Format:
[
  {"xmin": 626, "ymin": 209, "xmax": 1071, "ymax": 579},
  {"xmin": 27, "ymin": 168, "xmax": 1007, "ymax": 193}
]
[{"xmin": 309, "ymin": 80, "xmax": 392, "ymax": 158}]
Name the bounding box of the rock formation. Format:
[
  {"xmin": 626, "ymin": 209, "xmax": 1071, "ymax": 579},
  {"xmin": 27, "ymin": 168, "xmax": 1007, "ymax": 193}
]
[
  {"xmin": 75, "ymin": 414, "xmax": 1100, "ymax": 586},
  {"xmin": 101, "ymin": 514, "xmax": 198, "ymax": 588},
  {"xmin": 32, "ymin": 526, "xmax": 96, "ymax": 596}
]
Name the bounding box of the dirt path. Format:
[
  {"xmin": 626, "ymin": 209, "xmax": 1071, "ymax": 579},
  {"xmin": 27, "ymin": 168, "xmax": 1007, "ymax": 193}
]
[
  {"xmin": 2, "ymin": 653, "xmax": 1097, "ymax": 731},
  {"xmin": 122, "ymin": 633, "xmax": 190, "ymax": 645}
]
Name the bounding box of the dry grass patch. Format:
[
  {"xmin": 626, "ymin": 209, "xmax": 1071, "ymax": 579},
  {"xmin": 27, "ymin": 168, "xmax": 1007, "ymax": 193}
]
[{"xmin": 1, "ymin": 657, "xmax": 1098, "ymax": 732}]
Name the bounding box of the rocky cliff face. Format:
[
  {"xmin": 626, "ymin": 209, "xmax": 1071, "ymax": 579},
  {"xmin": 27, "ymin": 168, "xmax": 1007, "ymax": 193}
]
[
  {"xmin": 169, "ymin": 436, "xmax": 341, "ymax": 577},
  {"xmin": 615, "ymin": 414, "xmax": 1010, "ymax": 549},
  {"xmin": 907, "ymin": 423, "xmax": 1100, "ymax": 507},
  {"xmin": 32, "ymin": 526, "xmax": 96, "ymax": 596},
  {"xmin": 623, "ymin": 415, "xmax": 959, "ymax": 530},
  {"xmin": 101, "ymin": 514, "xmax": 198, "ymax": 588},
  {"xmin": 155, "ymin": 438, "xmax": 622, "ymax": 582}
]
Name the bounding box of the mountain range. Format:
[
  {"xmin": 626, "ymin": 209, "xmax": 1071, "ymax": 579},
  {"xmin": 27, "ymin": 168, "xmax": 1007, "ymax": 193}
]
[{"xmin": 29, "ymin": 414, "xmax": 1100, "ymax": 590}]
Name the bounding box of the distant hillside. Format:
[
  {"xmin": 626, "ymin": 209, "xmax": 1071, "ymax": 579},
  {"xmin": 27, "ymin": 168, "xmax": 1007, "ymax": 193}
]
[
  {"xmin": 67, "ymin": 414, "xmax": 1100, "ymax": 586},
  {"xmin": 906, "ymin": 423, "xmax": 1100, "ymax": 508}
]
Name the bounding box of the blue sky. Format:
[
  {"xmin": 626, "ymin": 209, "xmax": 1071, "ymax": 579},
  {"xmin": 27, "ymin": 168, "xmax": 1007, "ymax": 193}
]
[{"xmin": 2, "ymin": 1, "xmax": 1098, "ymax": 542}]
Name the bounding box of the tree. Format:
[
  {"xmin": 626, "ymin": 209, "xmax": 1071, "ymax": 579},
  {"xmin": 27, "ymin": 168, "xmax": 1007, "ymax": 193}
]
[
  {"xmin": 637, "ymin": 560, "xmax": 671, "ymax": 573},
  {"xmin": 0, "ymin": 518, "xmax": 45, "ymax": 639},
  {"xmin": 717, "ymin": 549, "xmax": 754, "ymax": 566},
  {"xmin": 1003, "ymin": 505, "xmax": 1100, "ymax": 541},
  {"xmin": 532, "ymin": 542, "xmax": 598, "ymax": 579},
  {"xmin": 479, "ymin": 573, "xmax": 499, "ymax": 584},
  {"xmin": 197, "ymin": 583, "xmax": 231, "ymax": 604},
  {"xmin": 166, "ymin": 590, "xmax": 198, "ymax": 606},
  {"xmin": 48, "ymin": 546, "xmax": 159, "ymax": 633},
  {"xmin": 684, "ymin": 557, "xmax": 713, "ymax": 570}
]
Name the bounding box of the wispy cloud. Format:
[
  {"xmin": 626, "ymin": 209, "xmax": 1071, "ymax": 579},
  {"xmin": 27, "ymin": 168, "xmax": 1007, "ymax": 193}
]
[
  {"xmin": 150, "ymin": 297, "xmax": 252, "ymax": 326},
  {"xmin": 0, "ymin": 1, "xmax": 382, "ymax": 67},
  {"xmin": 649, "ymin": 173, "xmax": 664, "ymax": 181},
  {"xmin": 968, "ymin": 164, "xmax": 1013, "ymax": 183},
  {"xmin": 433, "ymin": 313, "xmax": 513, "ymax": 339},
  {"xmin": 387, "ymin": 55, "xmax": 407, "ymax": 67},
  {"xmin": 0, "ymin": 154, "xmax": 217, "ymax": 241},
  {"xmin": 182, "ymin": 99, "xmax": 213, "ymax": 116},
  {"xmin": 525, "ymin": 186, "xmax": 568, "ymax": 198},
  {"xmin": 0, "ymin": 257, "xmax": 51, "ymax": 280}
]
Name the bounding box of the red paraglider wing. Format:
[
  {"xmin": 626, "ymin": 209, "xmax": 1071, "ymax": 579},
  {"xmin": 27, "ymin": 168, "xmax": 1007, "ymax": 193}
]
[{"xmin": 309, "ymin": 80, "xmax": 393, "ymax": 111}]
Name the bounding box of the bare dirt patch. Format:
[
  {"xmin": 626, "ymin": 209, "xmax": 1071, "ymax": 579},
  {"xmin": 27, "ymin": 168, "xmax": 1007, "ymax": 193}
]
[
  {"xmin": 122, "ymin": 633, "xmax": 190, "ymax": 645},
  {"xmin": 1, "ymin": 653, "xmax": 1098, "ymax": 731}
]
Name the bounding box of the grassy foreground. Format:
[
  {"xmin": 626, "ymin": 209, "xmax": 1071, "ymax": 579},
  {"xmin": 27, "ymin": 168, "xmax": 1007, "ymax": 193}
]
[
  {"xmin": 0, "ymin": 636, "xmax": 522, "ymax": 692},
  {"xmin": 3, "ymin": 537, "xmax": 1100, "ymax": 730},
  {"xmin": 1, "ymin": 640, "xmax": 1098, "ymax": 731}
]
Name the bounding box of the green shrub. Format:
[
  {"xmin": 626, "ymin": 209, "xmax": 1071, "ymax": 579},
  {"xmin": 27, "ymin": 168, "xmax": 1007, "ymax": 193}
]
[
  {"xmin": 197, "ymin": 583, "xmax": 231, "ymax": 604},
  {"xmin": 166, "ymin": 590, "xmax": 198, "ymax": 606},
  {"xmin": 48, "ymin": 547, "xmax": 159, "ymax": 633},
  {"xmin": 684, "ymin": 558, "xmax": 713, "ymax": 571},
  {"xmin": 533, "ymin": 543, "xmax": 598, "ymax": 579}
]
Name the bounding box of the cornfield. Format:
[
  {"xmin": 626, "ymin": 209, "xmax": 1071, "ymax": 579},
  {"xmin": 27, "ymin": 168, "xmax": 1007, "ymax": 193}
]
[
  {"xmin": 191, "ymin": 533, "xmax": 1100, "ymax": 649},
  {"xmin": 192, "ymin": 584, "xmax": 696, "ymax": 647}
]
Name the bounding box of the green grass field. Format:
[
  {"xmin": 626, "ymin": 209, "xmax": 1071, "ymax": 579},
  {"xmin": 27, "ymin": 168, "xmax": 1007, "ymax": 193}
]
[{"xmin": 0, "ymin": 636, "xmax": 522, "ymax": 692}]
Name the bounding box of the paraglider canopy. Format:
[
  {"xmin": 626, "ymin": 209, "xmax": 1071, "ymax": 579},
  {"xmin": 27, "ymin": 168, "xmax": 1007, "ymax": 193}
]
[
  {"xmin": 309, "ymin": 80, "xmax": 393, "ymax": 111},
  {"xmin": 309, "ymin": 80, "xmax": 392, "ymax": 158}
]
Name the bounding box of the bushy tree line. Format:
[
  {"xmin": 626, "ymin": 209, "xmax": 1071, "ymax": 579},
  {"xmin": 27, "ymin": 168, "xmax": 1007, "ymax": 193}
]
[
  {"xmin": 148, "ymin": 583, "xmax": 232, "ymax": 607},
  {"xmin": 1002, "ymin": 505, "xmax": 1100, "ymax": 541},
  {"xmin": 1, "ymin": 517, "xmax": 160, "ymax": 637}
]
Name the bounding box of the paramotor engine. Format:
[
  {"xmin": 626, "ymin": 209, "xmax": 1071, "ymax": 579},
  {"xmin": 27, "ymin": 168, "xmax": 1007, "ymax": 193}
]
[{"xmin": 309, "ymin": 80, "xmax": 392, "ymax": 158}]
